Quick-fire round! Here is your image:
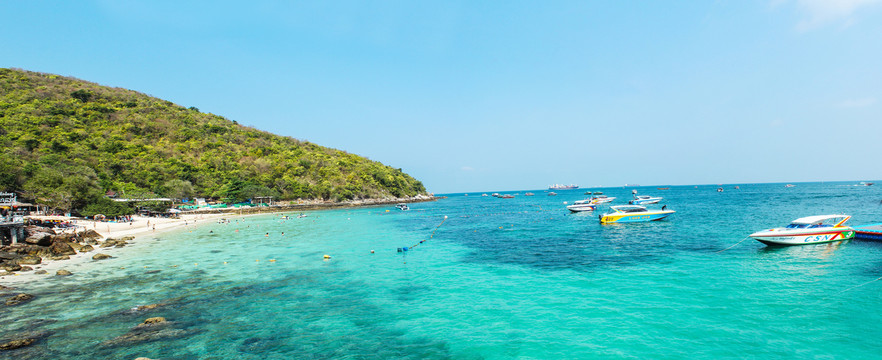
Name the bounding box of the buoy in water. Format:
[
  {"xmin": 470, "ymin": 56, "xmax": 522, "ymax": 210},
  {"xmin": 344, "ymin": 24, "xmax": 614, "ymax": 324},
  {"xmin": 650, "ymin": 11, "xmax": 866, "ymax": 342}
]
[{"xmin": 323, "ymin": 254, "xmax": 331, "ymax": 259}]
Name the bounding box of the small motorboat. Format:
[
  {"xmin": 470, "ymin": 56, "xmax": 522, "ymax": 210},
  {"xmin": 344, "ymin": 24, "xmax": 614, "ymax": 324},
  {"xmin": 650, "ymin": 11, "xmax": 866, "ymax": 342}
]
[
  {"xmin": 525, "ymin": 192, "xmax": 534, "ymax": 196},
  {"xmin": 630, "ymin": 195, "xmax": 662, "ymax": 205},
  {"xmin": 548, "ymin": 192, "xmax": 557, "ymax": 196},
  {"xmin": 589, "ymin": 195, "xmax": 615, "ymax": 204},
  {"xmin": 482, "ymin": 193, "xmax": 488, "ymax": 197},
  {"xmin": 500, "ymin": 194, "xmax": 515, "ymax": 199},
  {"xmin": 395, "ymin": 203, "xmax": 409, "ymax": 211},
  {"xmin": 566, "ymin": 199, "xmax": 597, "ymax": 212},
  {"xmin": 785, "ymin": 184, "xmax": 796, "ymax": 188},
  {"xmin": 599, "ymin": 205, "xmax": 674, "ymax": 223},
  {"xmin": 717, "ymin": 187, "xmax": 724, "ymax": 192},
  {"xmin": 749, "ymin": 215, "xmax": 855, "ymax": 246}
]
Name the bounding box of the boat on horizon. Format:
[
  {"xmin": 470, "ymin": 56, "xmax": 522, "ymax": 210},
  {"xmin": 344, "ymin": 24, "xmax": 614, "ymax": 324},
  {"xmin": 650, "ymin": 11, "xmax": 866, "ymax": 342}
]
[
  {"xmin": 749, "ymin": 215, "xmax": 855, "ymax": 246},
  {"xmin": 525, "ymin": 192, "xmax": 534, "ymax": 196},
  {"xmin": 548, "ymin": 184, "xmax": 579, "ymax": 190},
  {"xmin": 785, "ymin": 184, "xmax": 796, "ymax": 188},
  {"xmin": 859, "ymin": 182, "xmax": 875, "ymax": 186},
  {"xmin": 600, "ymin": 205, "xmax": 674, "ymax": 223},
  {"xmin": 548, "ymin": 192, "xmax": 557, "ymax": 196}
]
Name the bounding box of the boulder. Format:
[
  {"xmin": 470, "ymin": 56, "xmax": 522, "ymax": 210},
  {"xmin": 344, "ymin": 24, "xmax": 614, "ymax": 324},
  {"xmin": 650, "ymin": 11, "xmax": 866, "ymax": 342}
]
[
  {"xmin": 19, "ymin": 266, "xmax": 33, "ymax": 272},
  {"xmin": 5, "ymin": 293, "xmax": 35, "ymax": 306},
  {"xmin": 56, "ymin": 269, "xmax": 73, "ymax": 276},
  {"xmin": 0, "ymin": 338, "xmax": 35, "ymax": 350},
  {"xmin": 34, "ymin": 270, "xmax": 48, "ymax": 275},
  {"xmin": 49, "ymin": 241, "xmax": 76, "ymax": 256},
  {"xmin": 79, "ymin": 245, "xmax": 94, "ymax": 253},
  {"xmin": 48, "ymin": 255, "xmax": 70, "ymax": 261},
  {"xmin": 24, "ymin": 232, "xmax": 53, "ymax": 246},
  {"xmin": 92, "ymin": 253, "xmax": 112, "ymax": 261},
  {"xmin": 79, "ymin": 229, "xmax": 102, "ymax": 240},
  {"xmin": 15, "ymin": 255, "xmax": 41, "ymax": 265},
  {"xmin": 121, "ymin": 236, "xmax": 135, "ymax": 242}
]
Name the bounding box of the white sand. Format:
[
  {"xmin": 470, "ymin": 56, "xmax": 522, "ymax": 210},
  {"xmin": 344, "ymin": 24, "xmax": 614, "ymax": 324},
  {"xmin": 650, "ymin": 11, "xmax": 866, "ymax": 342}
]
[{"xmin": 0, "ymin": 213, "xmax": 231, "ymax": 286}]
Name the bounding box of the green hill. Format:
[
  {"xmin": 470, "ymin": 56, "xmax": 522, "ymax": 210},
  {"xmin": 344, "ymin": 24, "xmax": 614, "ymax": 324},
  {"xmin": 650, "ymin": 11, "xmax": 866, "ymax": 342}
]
[{"xmin": 0, "ymin": 68, "xmax": 426, "ymax": 213}]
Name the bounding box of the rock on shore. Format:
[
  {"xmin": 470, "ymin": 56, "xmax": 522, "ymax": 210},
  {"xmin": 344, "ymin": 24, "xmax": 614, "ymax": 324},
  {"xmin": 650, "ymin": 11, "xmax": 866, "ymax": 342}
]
[{"xmin": 0, "ymin": 225, "xmax": 116, "ymax": 277}]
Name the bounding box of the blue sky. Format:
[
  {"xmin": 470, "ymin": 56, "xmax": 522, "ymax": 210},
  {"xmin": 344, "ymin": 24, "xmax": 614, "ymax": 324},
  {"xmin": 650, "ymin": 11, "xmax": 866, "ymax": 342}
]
[{"xmin": 2, "ymin": 1, "xmax": 880, "ymax": 193}]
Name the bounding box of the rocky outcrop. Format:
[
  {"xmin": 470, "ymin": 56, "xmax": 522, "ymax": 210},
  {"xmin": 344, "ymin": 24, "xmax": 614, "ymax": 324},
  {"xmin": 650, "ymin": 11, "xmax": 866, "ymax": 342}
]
[
  {"xmin": 24, "ymin": 231, "xmax": 53, "ymax": 246},
  {"xmin": 15, "ymin": 255, "xmax": 41, "ymax": 265},
  {"xmin": 49, "ymin": 240, "xmax": 76, "ymax": 256},
  {"xmin": 92, "ymin": 253, "xmax": 112, "ymax": 261},
  {"xmin": 34, "ymin": 270, "xmax": 47, "ymax": 275},
  {"xmin": 5, "ymin": 293, "xmax": 35, "ymax": 306},
  {"xmin": 79, "ymin": 244, "xmax": 94, "ymax": 252},
  {"xmin": 56, "ymin": 269, "xmax": 72, "ymax": 276},
  {"xmin": 0, "ymin": 264, "xmax": 22, "ymax": 272}
]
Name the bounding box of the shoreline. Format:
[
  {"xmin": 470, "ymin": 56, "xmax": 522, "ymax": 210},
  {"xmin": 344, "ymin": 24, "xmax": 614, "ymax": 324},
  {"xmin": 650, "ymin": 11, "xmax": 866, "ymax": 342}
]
[{"xmin": 0, "ymin": 196, "xmax": 434, "ymax": 286}]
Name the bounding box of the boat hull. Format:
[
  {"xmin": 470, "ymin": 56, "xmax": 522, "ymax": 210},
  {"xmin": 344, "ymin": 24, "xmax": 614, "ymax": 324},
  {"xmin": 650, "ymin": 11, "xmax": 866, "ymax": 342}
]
[
  {"xmin": 600, "ymin": 210, "xmax": 674, "ymax": 223},
  {"xmin": 750, "ymin": 228, "xmax": 855, "ymax": 246},
  {"xmin": 567, "ymin": 204, "xmax": 596, "ymax": 212}
]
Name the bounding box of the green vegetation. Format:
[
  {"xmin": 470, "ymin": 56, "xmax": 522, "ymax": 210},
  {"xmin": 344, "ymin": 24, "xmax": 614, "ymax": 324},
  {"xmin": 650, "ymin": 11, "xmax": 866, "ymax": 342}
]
[{"xmin": 0, "ymin": 68, "xmax": 426, "ymax": 213}]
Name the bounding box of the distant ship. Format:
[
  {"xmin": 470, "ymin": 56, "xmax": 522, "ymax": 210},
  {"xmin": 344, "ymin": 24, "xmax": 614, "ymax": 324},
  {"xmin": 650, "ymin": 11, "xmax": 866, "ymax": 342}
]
[{"xmin": 548, "ymin": 184, "xmax": 579, "ymax": 190}]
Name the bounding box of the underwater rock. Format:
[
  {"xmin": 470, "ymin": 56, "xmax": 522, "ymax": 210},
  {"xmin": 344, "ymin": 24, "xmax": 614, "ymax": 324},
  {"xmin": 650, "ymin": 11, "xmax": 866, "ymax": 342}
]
[
  {"xmin": 56, "ymin": 269, "xmax": 73, "ymax": 276},
  {"xmin": 5, "ymin": 293, "xmax": 35, "ymax": 306},
  {"xmin": 0, "ymin": 338, "xmax": 35, "ymax": 350},
  {"xmin": 102, "ymin": 317, "xmax": 190, "ymax": 347},
  {"xmin": 34, "ymin": 270, "xmax": 48, "ymax": 275},
  {"xmin": 92, "ymin": 253, "xmax": 112, "ymax": 260},
  {"xmin": 0, "ymin": 285, "xmax": 12, "ymax": 291}
]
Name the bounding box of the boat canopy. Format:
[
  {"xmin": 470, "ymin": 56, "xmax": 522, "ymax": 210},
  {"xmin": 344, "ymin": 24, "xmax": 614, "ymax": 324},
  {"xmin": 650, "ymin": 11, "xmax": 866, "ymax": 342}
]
[
  {"xmin": 790, "ymin": 215, "xmax": 850, "ymax": 225},
  {"xmin": 609, "ymin": 205, "xmax": 647, "ymax": 213}
]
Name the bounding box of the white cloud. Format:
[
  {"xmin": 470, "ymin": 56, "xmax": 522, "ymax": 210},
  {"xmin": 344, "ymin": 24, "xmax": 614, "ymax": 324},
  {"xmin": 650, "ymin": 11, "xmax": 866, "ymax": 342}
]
[
  {"xmin": 782, "ymin": 0, "xmax": 882, "ymax": 30},
  {"xmin": 837, "ymin": 97, "xmax": 877, "ymax": 108},
  {"xmin": 461, "ymin": 166, "xmax": 474, "ymax": 171}
]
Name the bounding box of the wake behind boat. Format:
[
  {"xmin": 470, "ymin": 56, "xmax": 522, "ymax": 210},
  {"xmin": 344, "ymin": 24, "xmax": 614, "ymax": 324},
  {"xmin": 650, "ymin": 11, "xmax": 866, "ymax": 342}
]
[{"xmin": 749, "ymin": 215, "xmax": 855, "ymax": 246}]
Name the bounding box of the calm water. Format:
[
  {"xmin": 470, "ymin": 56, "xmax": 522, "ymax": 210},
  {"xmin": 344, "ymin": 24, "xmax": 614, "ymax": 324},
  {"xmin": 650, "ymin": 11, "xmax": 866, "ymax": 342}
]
[{"xmin": 2, "ymin": 182, "xmax": 882, "ymax": 359}]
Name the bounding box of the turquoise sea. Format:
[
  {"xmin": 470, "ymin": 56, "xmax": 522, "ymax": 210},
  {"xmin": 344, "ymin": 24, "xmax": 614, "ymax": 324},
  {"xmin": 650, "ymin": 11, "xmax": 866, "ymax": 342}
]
[{"xmin": 2, "ymin": 182, "xmax": 882, "ymax": 359}]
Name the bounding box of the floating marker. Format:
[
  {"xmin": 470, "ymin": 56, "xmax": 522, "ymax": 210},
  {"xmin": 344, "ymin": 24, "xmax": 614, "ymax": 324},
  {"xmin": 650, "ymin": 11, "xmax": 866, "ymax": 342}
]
[{"xmin": 323, "ymin": 254, "xmax": 331, "ymax": 259}]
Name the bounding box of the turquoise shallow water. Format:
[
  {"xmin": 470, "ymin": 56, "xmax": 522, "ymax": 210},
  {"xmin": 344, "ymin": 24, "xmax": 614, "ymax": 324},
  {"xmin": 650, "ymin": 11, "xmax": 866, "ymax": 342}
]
[{"xmin": 2, "ymin": 182, "xmax": 882, "ymax": 359}]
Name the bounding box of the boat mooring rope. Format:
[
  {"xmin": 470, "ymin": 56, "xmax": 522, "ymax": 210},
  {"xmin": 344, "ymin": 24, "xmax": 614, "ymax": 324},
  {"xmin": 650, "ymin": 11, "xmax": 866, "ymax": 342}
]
[
  {"xmin": 716, "ymin": 236, "xmax": 751, "ymax": 253},
  {"xmin": 397, "ymin": 216, "xmax": 447, "ymax": 253}
]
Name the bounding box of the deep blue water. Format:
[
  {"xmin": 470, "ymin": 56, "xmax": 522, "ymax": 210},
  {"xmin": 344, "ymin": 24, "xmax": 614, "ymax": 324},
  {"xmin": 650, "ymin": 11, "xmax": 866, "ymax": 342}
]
[{"xmin": 2, "ymin": 181, "xmax": 881, "ymax": 359}]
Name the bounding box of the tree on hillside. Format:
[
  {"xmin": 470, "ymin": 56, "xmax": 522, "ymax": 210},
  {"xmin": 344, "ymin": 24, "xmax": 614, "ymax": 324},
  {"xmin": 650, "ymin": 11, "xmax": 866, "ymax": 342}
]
[{"xmin": 162, "ymin": 179, "xmax": 195, "ymax": 200}]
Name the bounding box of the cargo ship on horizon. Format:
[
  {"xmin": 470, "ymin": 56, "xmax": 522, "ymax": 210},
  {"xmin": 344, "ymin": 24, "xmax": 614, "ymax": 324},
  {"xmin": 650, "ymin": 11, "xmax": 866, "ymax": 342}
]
[{"xmin": 548, "ymin": 184, "xmax": 579, "ymax": 190}]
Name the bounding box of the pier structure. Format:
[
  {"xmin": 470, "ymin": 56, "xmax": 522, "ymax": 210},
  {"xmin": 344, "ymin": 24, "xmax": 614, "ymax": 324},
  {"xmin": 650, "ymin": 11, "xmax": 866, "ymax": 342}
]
[
  {"xmin": 855, "ymin": 223, "xmax": 882, "ymax": 241},
  {"xmin": 0, "ymin": 192, "xmax": 27, "ymax": 245}
]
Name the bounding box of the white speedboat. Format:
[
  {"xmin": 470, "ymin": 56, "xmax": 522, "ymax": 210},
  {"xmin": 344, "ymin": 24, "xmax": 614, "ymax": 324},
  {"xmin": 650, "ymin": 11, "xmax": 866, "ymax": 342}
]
[
  {"xmin": 629, "ymin": 195, "xmax": 662, "ymax": 205},
  {"xmin": 395, "ymin": 203, "xmax": 409, "ymax": 211},
  {"xmin": 599, "ymin": 205, "xmax": 674, "ymax": 223},
  {"xmin": 566, "ymin": 199, "xmax": 597, "ymax": 212},
  {"xmin": 749, "ymin": 215, "xmax": 855, "ymax": 246},
  {"xmin": 589, "ymin": 195, "xmax": 615, "ymax": 204}
]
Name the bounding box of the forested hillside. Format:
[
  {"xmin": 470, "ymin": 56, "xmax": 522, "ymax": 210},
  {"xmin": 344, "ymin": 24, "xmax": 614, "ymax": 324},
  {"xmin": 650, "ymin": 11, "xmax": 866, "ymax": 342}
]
[{"xmin": 0, "ymin": 68, "xmax": 426, "ymax": 212}]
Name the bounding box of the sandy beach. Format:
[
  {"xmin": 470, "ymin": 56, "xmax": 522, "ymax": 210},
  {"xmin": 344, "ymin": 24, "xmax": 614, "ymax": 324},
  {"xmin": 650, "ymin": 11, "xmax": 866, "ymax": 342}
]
[{"xmin": 0, "ymin": 212, "xmax": 232, "ymax": 285}]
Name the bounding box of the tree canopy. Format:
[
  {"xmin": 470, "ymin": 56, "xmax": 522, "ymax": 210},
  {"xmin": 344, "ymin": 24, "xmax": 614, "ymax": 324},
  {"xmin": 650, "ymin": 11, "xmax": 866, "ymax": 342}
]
[{"xmin": 0, "ymin": 68, "xmax": 426, "ymax": 213}]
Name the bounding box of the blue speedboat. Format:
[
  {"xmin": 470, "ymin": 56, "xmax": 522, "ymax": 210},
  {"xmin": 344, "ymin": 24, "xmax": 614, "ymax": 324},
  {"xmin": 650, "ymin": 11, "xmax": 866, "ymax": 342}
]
[{"xmin": 599, "ymin": 205, "xmax": 674, "ymax": 223}]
